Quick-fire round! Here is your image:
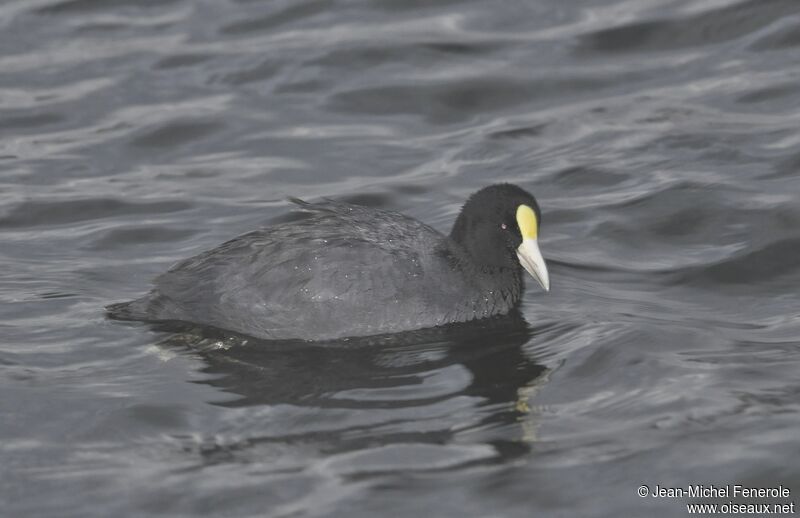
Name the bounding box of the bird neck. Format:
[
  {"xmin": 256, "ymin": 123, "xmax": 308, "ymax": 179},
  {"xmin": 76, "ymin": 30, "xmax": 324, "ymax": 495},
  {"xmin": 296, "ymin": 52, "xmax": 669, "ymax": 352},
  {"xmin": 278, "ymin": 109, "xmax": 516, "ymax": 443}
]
[{"xmin": 440, "ymin": 234, "xmax": 524, "ymax": 307}]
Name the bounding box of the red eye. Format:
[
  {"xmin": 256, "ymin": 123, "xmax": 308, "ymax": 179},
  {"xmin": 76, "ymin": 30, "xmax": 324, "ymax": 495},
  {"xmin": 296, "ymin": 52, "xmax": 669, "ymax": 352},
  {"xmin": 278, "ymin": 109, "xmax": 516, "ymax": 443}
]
[{"xmin": 500, "ymin": 223, "xmax": 507, "ymax": 230}]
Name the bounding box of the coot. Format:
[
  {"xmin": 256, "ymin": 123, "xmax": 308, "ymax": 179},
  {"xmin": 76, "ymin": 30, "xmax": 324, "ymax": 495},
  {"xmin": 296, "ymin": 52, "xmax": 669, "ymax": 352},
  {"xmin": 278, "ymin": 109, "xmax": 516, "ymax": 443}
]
[{"xmin": 107, "ymin": 184, "xmax": 549, "ymax": 340}]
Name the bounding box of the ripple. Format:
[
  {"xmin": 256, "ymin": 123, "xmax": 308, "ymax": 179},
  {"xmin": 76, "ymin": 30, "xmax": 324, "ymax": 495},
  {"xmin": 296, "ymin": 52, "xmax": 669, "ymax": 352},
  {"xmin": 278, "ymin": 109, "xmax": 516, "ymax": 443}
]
[
  {"xmin": 215, "ymin": 58, "xmax": 284, "ymax": 86},
  {"xmin": 0, "ymin": 198, "xmax": 192, "ymax": 229},
  {"xmin": 321, "ymin": 442, "xmax": 496, "ymax": 475},
  {"xmin": 326, "ymin": 74, "xmax": 623, "ymax": 124},
  {"xmin": 735, "ymin": 83, "xmax": 799, "ymax": 105},
  {"xmin": 676, "ymin": 236, "xmax": 800, "ymax": 288},
  {"xmin": 0, "ymin": 112, "xmax": 65, "ymax": 133},
  {"xmin": 0, "ymin": 78, "xmax": 115, "ymax": 110},
  {"xmin": 576, "ymin": 0, "xmax": 800, "ymax": 54},
  {"xmin": 87, "ymin": 226, "xmax": 197, "ymax": 250},
  {"xmin": 152, "ymin": 53, "xmax": 215, "ymax": 70},
  {"xmin": 219, "ymin": 0, "xmax": 331, "ymax": 36},
  {"xmin": 749, "ymin": 16, "xmax": 800, "ymax": 50},
  {"xmin": 550, "ymin": 165, "xmax": 627, "ymax": 189},
  {"xmin": 330, "ymin": 364, "xmax": 473, "ymax": 403},
  {"xmin": 36, "ymin": 0, "xmax": 183, "ymax": 16},
  {"xmin": 130, "ymin": 120, "xmax": 224, "ymax": 149}
]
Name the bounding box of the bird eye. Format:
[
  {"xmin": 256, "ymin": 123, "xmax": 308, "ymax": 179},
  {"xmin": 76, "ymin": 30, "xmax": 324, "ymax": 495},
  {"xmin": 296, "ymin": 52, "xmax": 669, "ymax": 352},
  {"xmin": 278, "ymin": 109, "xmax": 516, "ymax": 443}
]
[{"xmin": 500, "ymin": 223, "xmax": 508, "ymax": 230}]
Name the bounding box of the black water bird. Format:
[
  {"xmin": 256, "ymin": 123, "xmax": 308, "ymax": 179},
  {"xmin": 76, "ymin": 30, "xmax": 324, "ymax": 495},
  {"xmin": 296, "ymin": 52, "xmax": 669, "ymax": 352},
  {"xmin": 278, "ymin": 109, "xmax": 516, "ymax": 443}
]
[{"xmin": 107, "ymin": 184, "xmax": 549, "ymax": 341}]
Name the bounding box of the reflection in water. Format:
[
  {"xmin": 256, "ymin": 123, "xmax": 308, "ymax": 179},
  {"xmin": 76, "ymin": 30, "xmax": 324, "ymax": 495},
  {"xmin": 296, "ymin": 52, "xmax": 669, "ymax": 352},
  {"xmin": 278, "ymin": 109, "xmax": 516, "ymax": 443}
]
[{"xmin": 155, "ymin": 311, "xmax": 548, "ymax": 459}]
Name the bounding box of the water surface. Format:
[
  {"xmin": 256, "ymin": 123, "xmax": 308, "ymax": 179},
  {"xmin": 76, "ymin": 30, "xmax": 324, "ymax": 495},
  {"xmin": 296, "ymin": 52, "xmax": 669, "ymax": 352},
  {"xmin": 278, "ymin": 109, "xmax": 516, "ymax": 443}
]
[{"xmin": 2, "ymin": 0, "xmax": 800, "ymax": 516}]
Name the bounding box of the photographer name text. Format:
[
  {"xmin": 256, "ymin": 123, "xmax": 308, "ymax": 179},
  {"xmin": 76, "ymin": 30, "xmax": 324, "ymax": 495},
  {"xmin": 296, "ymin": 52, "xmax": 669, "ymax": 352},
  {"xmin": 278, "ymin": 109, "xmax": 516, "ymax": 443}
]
[{"xmin": 648, "ymin": 485, "xmax": 790, "ymax": 499}]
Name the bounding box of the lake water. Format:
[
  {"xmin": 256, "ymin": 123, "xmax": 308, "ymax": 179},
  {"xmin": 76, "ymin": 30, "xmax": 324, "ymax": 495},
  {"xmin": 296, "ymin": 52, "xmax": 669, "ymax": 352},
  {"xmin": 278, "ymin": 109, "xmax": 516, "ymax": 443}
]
[{"xmin": 2, "ymin": 0, "xmax": 800, "ymax": 516}]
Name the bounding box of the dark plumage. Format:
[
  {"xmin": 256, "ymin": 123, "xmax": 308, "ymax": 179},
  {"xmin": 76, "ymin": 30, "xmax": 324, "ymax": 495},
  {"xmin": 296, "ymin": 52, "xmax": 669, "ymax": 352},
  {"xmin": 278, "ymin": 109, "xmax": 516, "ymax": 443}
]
[{"xmin": 107, "ymin": 184, "xmax": 549, "ymax": 341}]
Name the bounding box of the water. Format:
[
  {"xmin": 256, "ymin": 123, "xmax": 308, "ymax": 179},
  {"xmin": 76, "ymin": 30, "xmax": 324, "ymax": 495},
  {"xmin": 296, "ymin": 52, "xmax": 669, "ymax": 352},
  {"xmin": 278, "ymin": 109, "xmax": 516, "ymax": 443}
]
[{"xmin": 2, "ymin": 0, "xmax": 800, "ymax": 516}]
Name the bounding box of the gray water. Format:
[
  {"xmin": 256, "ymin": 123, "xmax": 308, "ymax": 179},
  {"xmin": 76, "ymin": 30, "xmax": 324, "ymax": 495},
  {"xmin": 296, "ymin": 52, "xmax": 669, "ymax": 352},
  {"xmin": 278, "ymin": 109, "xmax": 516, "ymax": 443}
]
[{"xmin": 2, "ymin": 0, "xmax": 800, "ymax": 516}]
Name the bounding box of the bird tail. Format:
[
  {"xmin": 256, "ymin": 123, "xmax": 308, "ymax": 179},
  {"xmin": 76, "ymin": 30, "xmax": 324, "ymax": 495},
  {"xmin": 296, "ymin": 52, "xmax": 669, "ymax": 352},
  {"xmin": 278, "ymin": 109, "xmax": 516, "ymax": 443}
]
[{"xmin": 105, "ymin": 299, "xmax": 148, "ymax": 321}]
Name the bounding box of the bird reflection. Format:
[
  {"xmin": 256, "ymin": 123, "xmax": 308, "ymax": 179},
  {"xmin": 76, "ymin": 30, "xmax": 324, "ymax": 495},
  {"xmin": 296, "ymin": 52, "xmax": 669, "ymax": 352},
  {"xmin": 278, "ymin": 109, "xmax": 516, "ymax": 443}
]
[{"xmin": 153, "ymin": 310, "xmax": 549, "ymax": 459}]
